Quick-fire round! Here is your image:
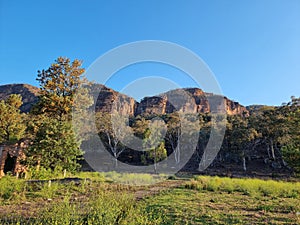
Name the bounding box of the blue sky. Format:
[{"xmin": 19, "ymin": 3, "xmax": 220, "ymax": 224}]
[{"xmin": 1, "ymin": 0, "xmax": 299, "ymax": 106}]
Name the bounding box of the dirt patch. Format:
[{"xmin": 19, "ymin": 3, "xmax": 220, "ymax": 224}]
[{"xmin": 134, "ymin": 179, "xmax": 186, "ymax": 200}]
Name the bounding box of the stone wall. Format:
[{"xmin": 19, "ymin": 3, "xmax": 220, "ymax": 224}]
[{"xmin": 0, "ymin": 139, "xmax": 29, "ymax": 177}]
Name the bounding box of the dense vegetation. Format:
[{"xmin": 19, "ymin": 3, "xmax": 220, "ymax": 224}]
[{"xmin": 0, "ymin": 57, "xmax": 299, "ymax": 175}]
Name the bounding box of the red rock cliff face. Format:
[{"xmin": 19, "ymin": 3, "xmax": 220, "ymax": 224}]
[
  {"xmin": 92, "ymin": 84, "xmax": 137, "ymax": 116},
  {"xmin": 0, "ymin": 84, "xmax": 248, "ymax": 116},
  {"xmin": 135, "ymin": 88, "xmax": 249, "ymax": 116},
  {"xmin": 224, "ymin": 97, "xmax": 249, "ymax": 116}
]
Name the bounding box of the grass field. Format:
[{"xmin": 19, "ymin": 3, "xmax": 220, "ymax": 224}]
[{"xmin": 0, "ymin": 172, "xmax": 299, "ymax": 224}]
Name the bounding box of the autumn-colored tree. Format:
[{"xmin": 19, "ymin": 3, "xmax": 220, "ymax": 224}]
[
  {"xmin": 0, "ymin": 94, "xmax": 26, "ymax": 143},
  {"xmin": 34, "ymin": 57, "xmax": 91, "ymax": 120},
  {"xmin": 27, "ymin": 57, "xmax": 93, "ymax": 172}
]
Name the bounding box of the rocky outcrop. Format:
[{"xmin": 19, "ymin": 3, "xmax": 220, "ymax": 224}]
[
  {"xmin": 136, "ymin": 88, "xmax": 249, "ymax": 116},
  {"xmin": 0, "ymin": 84, "xmax": 248, "ymax": 116},
  {"xmin": 0, "ymin": 84, "xmax": 39, "ymax": 112},
  {"xmin": 224, "ymin": 97, "xmax": 249, "ymax": 116},
  {"xmin": 91, "ymin": 84, "xmax": 137, "ymax": 116}
]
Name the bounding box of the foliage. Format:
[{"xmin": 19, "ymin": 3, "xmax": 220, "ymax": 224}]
[
  {"xmin": 33, "ymin": 56, "xmax": 92, "ymax": 120},
  {"xmin": 96, "ymin": 112, "xmax": 133, "ymax": 167},
  {"xmin": 280, "ymin": 97, "xmax": 300, "ymax": 173},
  {"xmin": 282, "ymin": 145, "xmax": 300, "ymax": 173},
  {"xmin": 0, "ymin": 94, "xmax": 26, "ymax": 143},
  {"xmin": 27, "ymin": 119, "xmax": 82, "ymax": 172},
  {"xmin": 139, "ymin": 118, "xmax": 167, "ymax": 172}
]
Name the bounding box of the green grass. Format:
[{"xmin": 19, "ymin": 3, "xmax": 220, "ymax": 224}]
[
  {"xmin": 100, "ymin": 171, "xmax": 167, "ymax": 185},
  {"xmin": 0, "ymin": 173, "xmax": 299, "ymax": 224},
  {"xmin": 185, "ymin": 176, "xmax": 300, "ymax": 198},
  {"xmin": 142, "ymin": 187, "xmax": 300, "ymax": 224}
]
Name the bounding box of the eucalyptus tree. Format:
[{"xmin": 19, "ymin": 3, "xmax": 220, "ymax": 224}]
[
  {"xmin": 226, "ymin": 115, "xmax": 258, "ymax": 171},
  {"xmin": 280, "ymin": 97, "xmax": 300, "ymax": 172},
  {"xmin": 96, "ymin": 112, "xmax": 133, "ymax": 167}
]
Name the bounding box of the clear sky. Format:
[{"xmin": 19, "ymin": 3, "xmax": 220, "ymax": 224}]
[{"xmin": 1, "ymin": 0, "xmax": 299, "ymax": 106}]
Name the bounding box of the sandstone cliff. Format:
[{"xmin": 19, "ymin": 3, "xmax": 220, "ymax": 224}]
[
  {"xmin": 0, "ymin": 83, "xmax": 248, "ymax": 116},
  {"xmin": 91, "ymin": 84, "xmax": 137, "ymax": 116},
  {"xmin": 136, "ymin": 88, "xmax": 249, "ymax": 116}
]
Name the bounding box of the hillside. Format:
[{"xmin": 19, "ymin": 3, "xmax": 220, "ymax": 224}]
[
  {"xmin": 0, "ymin": 83, "xmax": 249, "ymax": 116},
  {"xmin": 0, "ymin": 83, "xmax": 296, "ymax": 178},
  {"xmin": 0, "ymin": 84, "xmax": 40, "ymax": 113}
]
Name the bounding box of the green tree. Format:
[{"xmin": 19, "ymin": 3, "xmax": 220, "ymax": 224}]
[
  {"xmin": 96, "ymin": 112, "xmax": 132, "ymax": 167},
  {"xmin": 27, "ymin": 119, "xmax": 82, "ymax": 172},
  {"xmin": 226, "ymin": 115, "xmax": 258, "ymax": 171},
  {"xmin": 252, "ymin": 107, "xmax": 286, "ymax": 160},
  {"xmin": 34, "ymin": 57, "xmax": 91, "ymax": 120},
  {"xmin": 165, "ymin": 113, "xmax": 181, "ymax": 164},
  {"xmin": 141, "ymin": 119, "xmax": 167, "ymax": 173},
  {"xmin": 27, "ymin": 57, "xmax": 93, "ymax": 171},
  {"xmin": 280, "ymin": 97, "xmax": 300, "ymax": 173},
  {"xmin": 0, "ymin": 94, "xmax": 26, "ymax": 143}
]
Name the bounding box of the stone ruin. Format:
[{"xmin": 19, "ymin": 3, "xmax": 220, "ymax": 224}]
[{"xmin": 0, "ymin": 139, "xmax": 30, "ymax": 178}]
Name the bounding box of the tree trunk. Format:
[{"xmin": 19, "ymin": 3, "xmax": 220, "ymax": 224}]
[
  {"xmin": 154, "ymin": 149, "xmax": 157, "ymax": 173},
  {"xmin": 270, "ymin": 138, "xmax": 276, "ymax": 160},
  {"xmin": 36, "ymin": 157, "xmax": 41, "ymax": 171},
  {"xmin": 242, "ymin": 156, "xmax": 247, "ymax": 171},
  {"xmin": 174, "ymin": 146, "xmax": 180, "ymax": 164},
  {"xmin": 266, "ymin": 142, "xmax": 271, "ymax": 158},
  {"xmin": 113, "ymin": 152, "xmax": 118, "ymax": 168}
]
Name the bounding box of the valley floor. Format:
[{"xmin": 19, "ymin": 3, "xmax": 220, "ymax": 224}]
[{"xmin": 0, "ymin": 173, "xmax": 299, "ymax": 224}]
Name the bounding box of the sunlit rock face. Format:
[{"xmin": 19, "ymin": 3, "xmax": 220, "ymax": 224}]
[
  {"xmin": 135, "ymin": 87, "xmax": 249, "ymax": 116},
  {"xmin": 0, "ymin": 84, "xmax": 249, "ymax": 116},
  {"xmin": 91, "ymin": 84, "xmax": 137, "ymax": 116}
]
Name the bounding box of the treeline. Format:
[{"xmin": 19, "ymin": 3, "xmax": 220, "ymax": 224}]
[
  {"xmin": 95, "ymin": 100, "xmax": 300, "ymax": 174},
  {"xmin": 0, "ymin": 57, "xmax": 299, "ymax": 175}
]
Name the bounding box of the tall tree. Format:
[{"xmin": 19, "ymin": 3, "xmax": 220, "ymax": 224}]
[
  {"xmin": 27, "ymin": 57, "xmax": 92, "ymax": 171},
  {"xmin": 253, "ymin": 107, "xmax": 286, "ymax": 160},
  {"xmin": 280, "ymin": 97, "xmax": 300, "ymax": 173},
  {"xmin": 165, "ymin": 113, "xmax": 181, "ymax": 164},
  {"xmin": 34, "ymin": 57, "xmax": 91, "ymax": 120},
  {"xmin": 226, "ymin": 115, "xmax": 258, "ymax": 171},
  {"xmin": 96, "ymin": 112, "xmax": 132, "ymax": 167},
  {"xmin": 0, "ymin": 94, "xmax": 26, "ymax": 143},
  {"xmin": 27, "ymin": 119, "xmax": 82, "ymax": 171},
  {"xmin": 141, "ymin": 119, "xmax": 167, "ymax": 173}
]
